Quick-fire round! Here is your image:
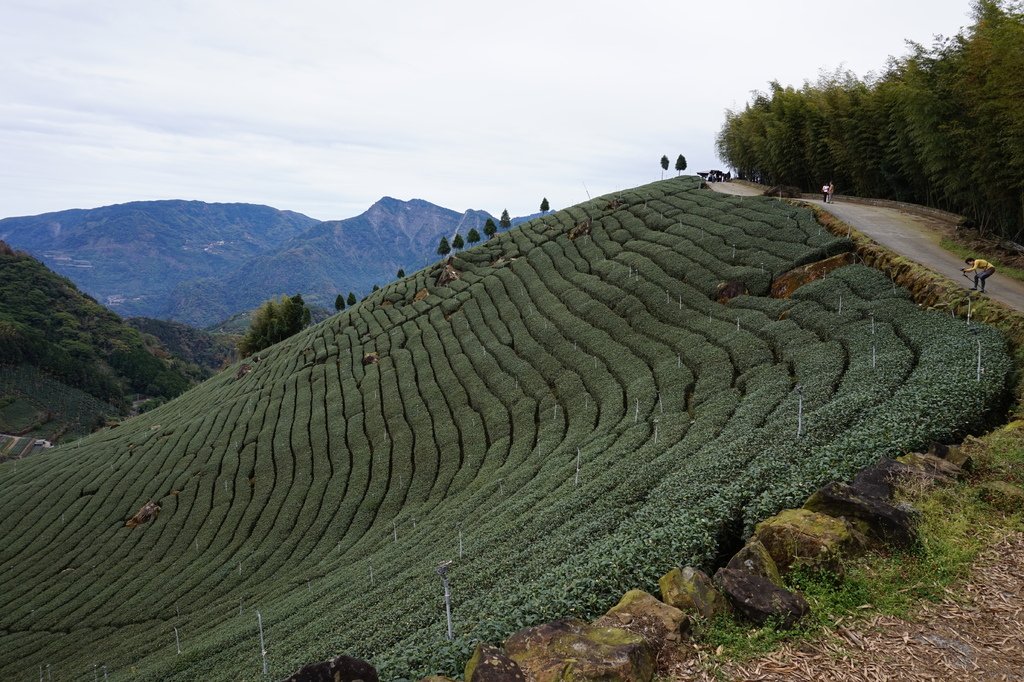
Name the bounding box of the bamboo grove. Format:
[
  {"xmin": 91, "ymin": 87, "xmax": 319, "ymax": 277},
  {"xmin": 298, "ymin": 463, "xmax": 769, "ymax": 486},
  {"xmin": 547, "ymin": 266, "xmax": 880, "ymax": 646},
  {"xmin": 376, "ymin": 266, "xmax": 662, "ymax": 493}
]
[
  {"xmin": 0, "ymin": 178, "xmax": 1011, "ymax": 680},
  {"xmin": 716, "ymin": 0, "xmax": 1024, "ymax": 240}
]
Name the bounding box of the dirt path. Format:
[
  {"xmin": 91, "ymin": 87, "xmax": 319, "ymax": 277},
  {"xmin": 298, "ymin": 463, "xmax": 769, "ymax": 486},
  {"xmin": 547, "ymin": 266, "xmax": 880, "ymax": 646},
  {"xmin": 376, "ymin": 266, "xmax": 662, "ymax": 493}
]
[
  {"xmin": 667, "ymin": 533, "xmax": 1024, "ymax": 681},
  {"xmin": 708, "ymin": 182, "xmax": 1024, "ymax": 313}
]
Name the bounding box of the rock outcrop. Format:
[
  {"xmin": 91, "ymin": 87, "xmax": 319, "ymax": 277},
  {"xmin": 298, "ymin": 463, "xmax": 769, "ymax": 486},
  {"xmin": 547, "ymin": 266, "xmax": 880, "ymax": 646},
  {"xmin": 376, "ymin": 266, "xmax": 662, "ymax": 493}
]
[
  {"xmin": 804, "ymin": 480, "xmax": 917, "ymax": 548},
  {"xmin": 726, "ymin": 538, "xmax": 782, "ymax": 586},
  {"xmin": 504, "ymin": 619, "xmax": 654, "ymax": 682},
  {"xmin": 713, "ymin": 568, "xmax": 809, "ymax": 629},
  {"xmin": 658, "ymin": 567, "xmax": 727, "ymax": 620},
  {"xmin": 594, "ymin": 589, "xmax": 689, "ymax": 648},
  {"xmin": 282, "ymin": 654, "xmax": 378, "ymax": 682},
  {"xmin": 464, "ymin": 644, "xmax": 527, "ymax": 682},
  {"xmin": 754, "ymin": 508, "xmax": 857, "ymax": 575}
]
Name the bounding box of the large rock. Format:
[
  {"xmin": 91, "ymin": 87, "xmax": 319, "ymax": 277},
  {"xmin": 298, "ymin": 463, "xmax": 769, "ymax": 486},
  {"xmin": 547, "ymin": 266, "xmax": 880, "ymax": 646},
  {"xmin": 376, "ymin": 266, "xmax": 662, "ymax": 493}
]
[
  {"xmin": 804, "ymin": 481, "xmax": 917, "ymax": 547},
  {"xmin": 726, "ymin": 538, "xmax": 782, "ymax": 586},
  {"xmin": 929, "ymin": 442, "xmax": 972, "ymax": 470},
  {"xmin": 464, "ymin": 644, "xmax": 527, "ymax": 682},
  {"xmin": 851, "ymin": 458, "xmax": 914, "ymax": 500},
  {"xmin": 977, "ymin": 481, "xmax": 1024, "ymax": 513},
  {"xmin": 658, "ymin": 567, "xmax": 728, "ymax": 620},
  {"xmin": 594, "ymin": 589, "xmax": 689, "ymax": 647},
  {"xmin": 504, "ymin": 619, "xmax": 654, "ymax": 682},
  {"xmin": 754, "ymin": 508, "xmax": 858, "ymax": 574},
  {"xmin": 282, "ymin": 654, "xmax": 378, "ymax": 682},
  {"xmin": 713, "ymin": 568, "xmax": 809, "ymax": 629},
  {"xmin": 896, "ymin": 452, "xmax": 963, "ymax": 484}
]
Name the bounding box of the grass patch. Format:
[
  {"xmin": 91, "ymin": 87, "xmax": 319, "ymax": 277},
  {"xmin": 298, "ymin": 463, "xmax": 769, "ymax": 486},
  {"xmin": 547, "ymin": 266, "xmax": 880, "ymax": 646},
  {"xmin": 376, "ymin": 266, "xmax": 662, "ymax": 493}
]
[
  {"xmin": 939, "ymin": 237, "xmax": 1024, "ymax": 284},
  {"xmin": 695, "ymin": 421, "xmax": 1024, "ymax": 664}
]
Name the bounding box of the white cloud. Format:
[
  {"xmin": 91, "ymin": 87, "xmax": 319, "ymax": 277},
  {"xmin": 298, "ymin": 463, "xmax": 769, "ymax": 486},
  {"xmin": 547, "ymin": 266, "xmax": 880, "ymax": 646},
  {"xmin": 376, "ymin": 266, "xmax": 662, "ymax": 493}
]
[{"xmin": 0, "ymin": 0, "xmax": 973, "ymax": 220}]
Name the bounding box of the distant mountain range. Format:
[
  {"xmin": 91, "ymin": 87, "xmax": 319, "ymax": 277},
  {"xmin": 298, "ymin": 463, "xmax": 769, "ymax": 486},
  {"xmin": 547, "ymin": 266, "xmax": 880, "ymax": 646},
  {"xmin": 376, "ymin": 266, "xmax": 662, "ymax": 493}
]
[{"xmin": 0, "ymin": 197, "xmax": 501, "ymax": 327}]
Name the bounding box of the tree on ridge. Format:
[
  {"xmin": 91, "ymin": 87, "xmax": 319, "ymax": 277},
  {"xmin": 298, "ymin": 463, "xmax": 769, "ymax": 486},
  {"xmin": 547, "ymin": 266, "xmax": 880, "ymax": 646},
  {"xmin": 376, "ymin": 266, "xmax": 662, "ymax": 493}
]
[
  {"xmin": 238, "ymin": 293, "xmax": 311, "ymax": 357},
  {"xmin": 676, "ymin": 154, "xmax": 687, "ymax": 175}
]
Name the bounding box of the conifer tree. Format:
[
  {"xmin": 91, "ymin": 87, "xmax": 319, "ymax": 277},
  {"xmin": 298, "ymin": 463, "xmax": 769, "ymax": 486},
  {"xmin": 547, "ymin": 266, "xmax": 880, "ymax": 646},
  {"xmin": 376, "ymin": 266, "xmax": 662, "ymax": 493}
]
[
  {"xmin": 397, "ymin": 268, "xmax": 405, "ymax": 278},
  {"xmin": 437, "ymin": 236, "xmax": 451, "ymax": 256},
  {"xmin": 335, "ymin": 294, "xmax": 345, "ymax": 312},
  {"xmin": 452, "ymin": 233, "xmax": 465, "ymax": 250},
  {"xmin": 660, "ymin": 155, "xmax": 669, "ymax": 179},
  {"xmin": 500, "ymin": 209, "xmax": 511, "ymax": 230},
  {"xmin": 347, "ymin": 292, "xmax": 356, "ymax": 306},
  {"xmin": 484, "ymin": 218, "xmax": 498, "ymax": 239},
  {"xmin": 675, "ymin": 154, "xmax": 687, "ymax": 175},
  {"xmin": 467, "ymin": 228, "xmax": 480, "ymax": 244},
  {"xmin": 540, "ymin": 197, "xmax": 550, "ymax": 213}
]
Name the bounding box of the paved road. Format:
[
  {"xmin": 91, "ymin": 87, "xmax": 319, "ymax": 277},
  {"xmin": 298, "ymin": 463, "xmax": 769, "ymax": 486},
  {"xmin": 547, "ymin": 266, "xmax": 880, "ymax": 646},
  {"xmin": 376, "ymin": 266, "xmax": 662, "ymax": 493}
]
[{"xmin": 708, "ymin": 182, "xmax": 1024, "ymax": 312}]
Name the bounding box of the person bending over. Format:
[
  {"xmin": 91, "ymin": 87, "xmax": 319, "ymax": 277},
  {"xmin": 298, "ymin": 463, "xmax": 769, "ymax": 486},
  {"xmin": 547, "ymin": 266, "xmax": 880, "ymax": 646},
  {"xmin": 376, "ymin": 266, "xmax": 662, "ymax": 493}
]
[{"xmin": 962, "ymin": 257, "xmax": 996, "ymax": 292}]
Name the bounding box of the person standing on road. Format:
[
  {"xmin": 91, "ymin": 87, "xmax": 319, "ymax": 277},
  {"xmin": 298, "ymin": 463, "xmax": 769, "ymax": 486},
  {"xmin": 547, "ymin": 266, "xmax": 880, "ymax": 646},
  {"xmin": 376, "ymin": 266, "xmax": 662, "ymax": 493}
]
[
  {"xmin": 962, "ymin": 257, "xmax": 996, "ymax": 292},
  {"xmin": 827, "ymin": 182, "xmax": 835, "ymax": 203},
  {"xmin": 821, "ymin": 183, "xmax": 829, "ymax": 202}
]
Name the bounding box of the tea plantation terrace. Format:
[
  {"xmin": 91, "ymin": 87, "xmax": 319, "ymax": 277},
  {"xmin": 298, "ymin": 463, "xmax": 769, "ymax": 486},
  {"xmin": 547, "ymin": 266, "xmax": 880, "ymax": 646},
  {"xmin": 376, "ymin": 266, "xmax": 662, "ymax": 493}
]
[{"xmin": 0, "ymin": 177, "xmax": 1011, "ymax": 680}]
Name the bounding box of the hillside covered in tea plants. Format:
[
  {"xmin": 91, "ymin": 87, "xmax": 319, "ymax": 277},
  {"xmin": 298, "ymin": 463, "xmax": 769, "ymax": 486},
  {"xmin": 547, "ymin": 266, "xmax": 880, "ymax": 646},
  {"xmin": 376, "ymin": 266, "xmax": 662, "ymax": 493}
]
[{"xmin": 0, "ymin": 177, "xmax": 1012, "ymax": 680}]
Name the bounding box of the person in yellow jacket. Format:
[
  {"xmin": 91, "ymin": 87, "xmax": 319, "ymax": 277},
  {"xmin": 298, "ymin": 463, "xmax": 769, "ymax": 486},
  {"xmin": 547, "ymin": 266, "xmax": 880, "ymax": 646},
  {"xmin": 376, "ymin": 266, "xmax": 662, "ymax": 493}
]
[{"xmin": 962, "ymin": 257, "xmax": 996, "ymax": 292}]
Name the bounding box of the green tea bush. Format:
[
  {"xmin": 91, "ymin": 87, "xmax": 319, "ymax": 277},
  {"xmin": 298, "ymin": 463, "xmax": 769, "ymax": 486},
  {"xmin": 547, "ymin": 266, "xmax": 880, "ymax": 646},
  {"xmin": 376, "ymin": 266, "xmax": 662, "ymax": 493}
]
[{"xmin": 0, "ymin": 178, "xmax": 1011, "ymax": 681}]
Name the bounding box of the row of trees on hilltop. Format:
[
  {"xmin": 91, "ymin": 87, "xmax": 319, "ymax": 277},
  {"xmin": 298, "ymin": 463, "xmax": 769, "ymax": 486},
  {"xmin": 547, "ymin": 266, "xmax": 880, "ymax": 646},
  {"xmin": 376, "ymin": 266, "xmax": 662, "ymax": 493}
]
[
  {"xmin": 660, "ymin": 155, "xmax": 687, "ymax": 179},
  {"xmin": 437, "ymin": 210, "xmax": 513, "ymax": 256},
  {"xmin": 716, "ymin": 0, "xmax": 1024, "ymax": 239}
]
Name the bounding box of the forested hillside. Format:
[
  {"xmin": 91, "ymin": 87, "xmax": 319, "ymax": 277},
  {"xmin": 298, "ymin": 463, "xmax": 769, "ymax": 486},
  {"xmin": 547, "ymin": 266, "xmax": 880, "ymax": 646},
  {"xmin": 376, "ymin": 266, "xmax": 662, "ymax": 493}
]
[
  {"xmin": 127, "ymin": 317, "xmax": 238, "ymax": 374},
  {"xmin": 0, "ymin": 242, "xmax": 194, "ymax": 438},
  {"xmin": 0, "ymin": 178, "xmax": 1010, "ymax": 680},
  {"xmin": 716, "ymin": 0, "xmax": 1024, "ymax": 239}
]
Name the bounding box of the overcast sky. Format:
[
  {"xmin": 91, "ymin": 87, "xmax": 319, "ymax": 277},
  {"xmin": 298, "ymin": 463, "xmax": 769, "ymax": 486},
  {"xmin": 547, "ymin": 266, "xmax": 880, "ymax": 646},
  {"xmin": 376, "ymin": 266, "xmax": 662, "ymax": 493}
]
[{"xmin": 1, "ymin": 0, "xmax": 975, "ymax": 222}]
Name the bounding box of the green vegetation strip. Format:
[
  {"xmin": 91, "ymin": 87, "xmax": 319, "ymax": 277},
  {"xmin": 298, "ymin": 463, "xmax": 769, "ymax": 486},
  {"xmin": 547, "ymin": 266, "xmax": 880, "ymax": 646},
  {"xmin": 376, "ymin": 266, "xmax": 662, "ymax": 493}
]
[{"xmin": 0, "ymin": 178, "xmax": 1012, "ymax": 681}]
